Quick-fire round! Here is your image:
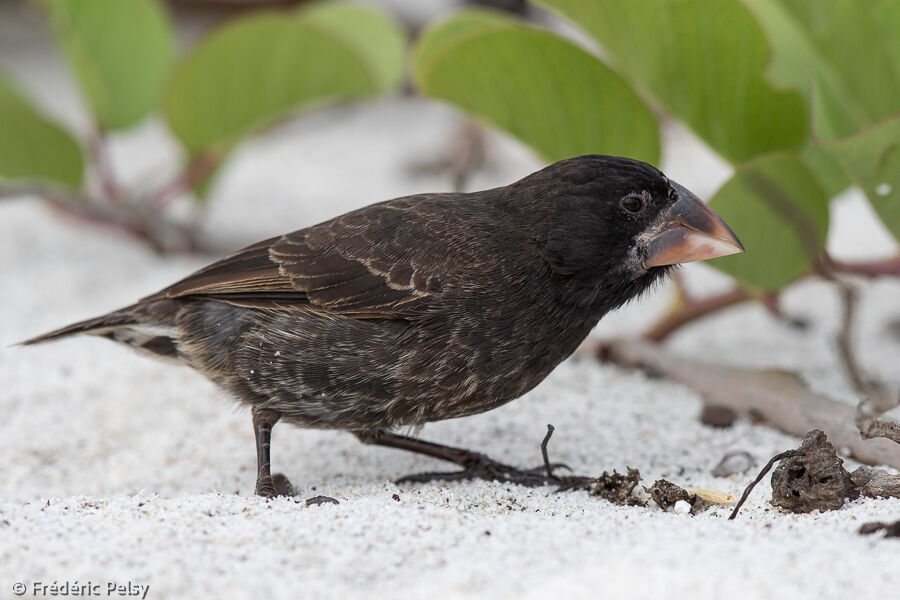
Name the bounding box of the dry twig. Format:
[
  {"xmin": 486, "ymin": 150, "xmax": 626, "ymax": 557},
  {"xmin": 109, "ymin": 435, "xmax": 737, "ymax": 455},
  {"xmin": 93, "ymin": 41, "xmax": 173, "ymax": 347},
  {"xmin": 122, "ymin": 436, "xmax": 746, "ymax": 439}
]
[
  {"xmin": 728, "ymin": 452, "xmax": 797, "ymax": 519},
  {"xmin": 636, "ymin": 170, "xmax": 900, "ymax": 448},
  {"xmin": 730, "ymin": 431, "xmax": 900, "ymax": 521},
  {"xmin": 147, "ymin": 152, "xmax": 220, "ymax": 210},
  {"xmin": 0, "ymin": 183, "xmax": 205, "ymax": 253},
  {"xmin": 88, "ymin": 131, "xmax": 126, "ymax": 205},
  {"xmin": 640, "ymin": 256, "xmax": 899, "ymax": 343},
  {"xmin": 407, "ymin": 119, "xmax": 487, "ymax": 192},
  {"xmin": 814, "ymin": 257, "xmax": 900, "ymax": 446},
  {"xmin": 2, "ymin": 124, "xmax": 223, "ymax": 254},
  {"xmin": 642, "ymin": 287, "xmax": 752, "ymax": 342},
  {"xmin": 832, "ymin": 256, "xmax": 900, "ymax": 278},
  {"xmin": 599, "ymin": 339, "xmax": 900, "ymax": 469}
]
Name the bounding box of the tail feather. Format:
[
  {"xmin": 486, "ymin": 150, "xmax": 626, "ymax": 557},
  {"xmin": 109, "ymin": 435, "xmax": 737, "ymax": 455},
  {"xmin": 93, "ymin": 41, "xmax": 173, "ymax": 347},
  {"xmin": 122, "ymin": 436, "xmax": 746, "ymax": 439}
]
[{"xmin": 19, "ymin": 306, "xmax": 139, "ymax": 346}]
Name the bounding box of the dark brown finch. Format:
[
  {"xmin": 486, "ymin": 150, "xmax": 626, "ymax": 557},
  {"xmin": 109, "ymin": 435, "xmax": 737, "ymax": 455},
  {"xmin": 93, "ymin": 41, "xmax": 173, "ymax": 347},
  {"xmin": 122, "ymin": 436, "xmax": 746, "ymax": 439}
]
[{"xmin": 24, "ymin": 155, "xmax": 743, "ymax": 496}]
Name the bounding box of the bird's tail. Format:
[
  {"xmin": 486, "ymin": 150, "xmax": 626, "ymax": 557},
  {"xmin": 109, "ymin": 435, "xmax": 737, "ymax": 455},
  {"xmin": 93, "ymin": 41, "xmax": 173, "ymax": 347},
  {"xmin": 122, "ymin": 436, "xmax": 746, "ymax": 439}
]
[
  {"xmin": 18, "ymin": 306, "xmax": 140, "ymax": 346},
  {"xmin": 19, "ymin": 301, "xmax": 183, "ymax": 361}
]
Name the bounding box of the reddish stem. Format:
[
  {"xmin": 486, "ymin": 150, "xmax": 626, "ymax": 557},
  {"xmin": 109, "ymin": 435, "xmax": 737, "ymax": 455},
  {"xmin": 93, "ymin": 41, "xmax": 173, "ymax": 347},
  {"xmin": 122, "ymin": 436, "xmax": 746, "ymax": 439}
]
[
  {"xmin": 642, "ymin": 254, "xmax": 900, "ymax": 343},
  {"xmin": 1, "ymin": 184, "xmax": 201, "ymax": 254},
  {"xmin": 831, "ymin": 256, "xmax": 900, "ymax": 278},
  {"xmin": 89, "ymin": 131, "xmax": 126, "ymax": 204},
  {"xmin": 642, "ymin": 288, "xmax": 753, "ymax": 342},
  {"xmin": 44, "ymin": 196, "xmax": 165, "ymax": 252},
  {"xmin": 148, "ymin": 153, "xmax": 220, "ymax": 210}
]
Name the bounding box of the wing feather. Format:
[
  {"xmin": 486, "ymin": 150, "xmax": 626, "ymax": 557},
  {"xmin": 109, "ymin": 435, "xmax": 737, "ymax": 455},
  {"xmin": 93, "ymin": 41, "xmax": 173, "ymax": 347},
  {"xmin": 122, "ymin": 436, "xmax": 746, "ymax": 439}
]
[{"xmin": 145, "ymin": 200, "xmax": 446, "ymax": 319}]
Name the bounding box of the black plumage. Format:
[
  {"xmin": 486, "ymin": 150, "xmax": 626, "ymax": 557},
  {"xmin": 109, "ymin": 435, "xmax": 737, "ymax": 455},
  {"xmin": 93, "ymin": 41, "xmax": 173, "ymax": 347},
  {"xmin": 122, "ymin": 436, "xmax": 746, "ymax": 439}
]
[{"xmin": 23, "ymin": 155, "xmax": 742, "ymax": 495}]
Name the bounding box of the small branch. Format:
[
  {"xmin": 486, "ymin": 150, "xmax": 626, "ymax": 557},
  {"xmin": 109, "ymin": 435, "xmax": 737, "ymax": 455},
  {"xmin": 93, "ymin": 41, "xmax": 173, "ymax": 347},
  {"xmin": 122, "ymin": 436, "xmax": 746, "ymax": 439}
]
[
  {"xmin": 147, "ymin": 152, "xmax": 221, "ymax": 210},
  {"xmin": 732, "ymin": 432, "xmax": 900, "ymax": 521},
  {"xmin": 540, "ymin": 424, "xmax": 556, "ymax": 481},
  {"xmin": 636, "ymin": 227, "xmax": 900, "ymax": 444},
  {"xmin": 642, "ymin": 287, "xmax": 751, "ymax": 342},
  {"xmin": 760, "ymin": 292, "xmax": 808, "ymax": 330},
  {"xmin": 1, "ymin": 183, "xmax": 205, "ymax": 254},
  {"xmin": 831, "ymin": 256, "xmax": 900, "ymax": 278},
  {"xmin": 858, "ymin": 416, "xmax": 900, "ymax": 444},
  {"xmin": 728, "ymin": 450, "xmax": 797, "ymax": 520},
  {"xmin": 599, "ymin": 338, "xmax": 900, "ymax": 468},
  {"xmin": 88, "ymin": 131, "xmax": 126, "ymax": 205},
  {"xmin": 644, "ymin": 196, "xmax": 825, "ymax": 338},
  {"xmin": 835, "ymin": 282, "xmax": 868, "ymax": 394},
  {"xmin": 450, "ymin": 121, "xmax": 485, "ymax": 193},
  {"xmin": 641, "ymin": 254, "xmax": 900, "ymax": 343},
  {"xmin": 816, "ymin": 253, "xmax": 900, "ymax": 446},
  {"xmin": 406, "ymin": 119, "xmax": 487, "ymax": 192},
  {"xmin": 852, "ymin": 466, "xmax": 900, "ymax": 499},
  {"xmin": 759, "ymin": 292, "xmax": 782, "ymax": 319}
]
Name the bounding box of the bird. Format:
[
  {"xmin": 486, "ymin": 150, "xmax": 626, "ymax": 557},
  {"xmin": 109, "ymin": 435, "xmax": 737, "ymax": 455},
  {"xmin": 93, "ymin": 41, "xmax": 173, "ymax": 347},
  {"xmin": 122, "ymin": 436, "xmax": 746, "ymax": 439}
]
[{"xmin": 23, "ymin": 155, "xmax": 743, "ymax": 497}]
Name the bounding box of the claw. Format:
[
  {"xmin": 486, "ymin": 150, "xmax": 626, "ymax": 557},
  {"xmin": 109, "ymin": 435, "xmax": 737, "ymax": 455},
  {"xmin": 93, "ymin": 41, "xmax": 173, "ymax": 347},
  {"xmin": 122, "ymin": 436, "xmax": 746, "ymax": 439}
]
[
  {"xmin": 525, "ymin": 462, "xmax": 571, "ymax": 475},
  {"xmin": 395, "ymin": 469, "xmax": 473, "ymax": 485},
  {"xmin": 305, "ymin": 495, "xmax": 339, "ymax": 506},
  {"xmin": 255, "ymin": 472, "xmax": 295, "ymax": 498},
  {"xmin": 357, "ymin": 428, "xmax": 570, "ymax": 488},
  {"xmin": 395, "ymin": 454, "xmax": 561, "ymax": 487},
  {"xmin": 255, "ymin": 476, "xmax": 278, "ymax": 498}
]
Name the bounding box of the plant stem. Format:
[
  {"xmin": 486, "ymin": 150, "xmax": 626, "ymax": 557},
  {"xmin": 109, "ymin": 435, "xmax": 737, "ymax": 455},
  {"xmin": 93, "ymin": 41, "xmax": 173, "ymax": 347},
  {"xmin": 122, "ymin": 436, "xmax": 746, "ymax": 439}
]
[
  {"xmin": 642, "ymin": 287, "xmax": 752, "ymax": 342},
  {"xmin": 642, "ymin": 252, "xmax": 900, "ymax": 343},
  {"xmin": 1, "ymin": 183, "xmax": 203, "ymax": 253},
  {"xmin": 831, "ymin": 256, "xmax": 900, "ymax": 278},
  {"xmin": 148, "ymin": 152, "xmax": 220, "ymax": 210},
  {"xmin": 88, "ymin": 131, "xmax": 126, "ymax": 204}
]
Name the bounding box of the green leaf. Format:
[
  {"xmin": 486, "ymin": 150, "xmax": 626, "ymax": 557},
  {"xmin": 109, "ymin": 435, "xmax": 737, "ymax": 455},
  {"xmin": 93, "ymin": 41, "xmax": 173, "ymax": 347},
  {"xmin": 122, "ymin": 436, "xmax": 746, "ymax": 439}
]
[
  {"xmin": 708, "ymin": 153, "xmax": 829, "ymax": 290},
  {"xmin": 415, "ymin": 10, "xmax": 512, "ymax": 69},
  {"xmin": 536, "ymin": 0, "xmax": 808, "ymax": 164},
  {"xmin": 302, "ymin": 1, "xmax": 406, "ymax": 93},
  {"xmin": 0, "ymin": 73, "xmax": 83, "ymax": 187},
  {"xmin": 414, "ymin": 11, "xmax": 659, "ymax": 164},
  {"xmin": 800, "ymin": 143, "xmax": 849, "ymax": 197},
  {"xmin": 165, "ymin": 5, "xmax": 404, "ymax": 158},
  {"xmin": 820, "ymin": 117, "xmax": 900, "ymax": 241},
  {"xmin": 746, "ymin": 0, "xmax": 900, "ymax": 140},
  {"xmin": 41, "ymin": 0, "xmax": 173, "ymax": 130}
]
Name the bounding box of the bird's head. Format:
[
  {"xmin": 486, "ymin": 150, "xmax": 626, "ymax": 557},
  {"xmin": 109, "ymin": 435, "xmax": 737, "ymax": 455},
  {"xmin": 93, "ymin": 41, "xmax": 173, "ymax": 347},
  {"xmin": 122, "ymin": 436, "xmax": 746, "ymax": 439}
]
[{"xmin": 519, "ymin": 154, "xmax": 743, "ymax": 311}]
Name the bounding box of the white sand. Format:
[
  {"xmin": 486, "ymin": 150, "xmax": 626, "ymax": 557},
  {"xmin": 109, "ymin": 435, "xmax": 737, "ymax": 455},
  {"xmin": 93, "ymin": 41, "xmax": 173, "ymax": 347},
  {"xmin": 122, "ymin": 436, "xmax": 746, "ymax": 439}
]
[{"xmin": 2, "ymin": 3, "xmax": 900, "ymax": 599}]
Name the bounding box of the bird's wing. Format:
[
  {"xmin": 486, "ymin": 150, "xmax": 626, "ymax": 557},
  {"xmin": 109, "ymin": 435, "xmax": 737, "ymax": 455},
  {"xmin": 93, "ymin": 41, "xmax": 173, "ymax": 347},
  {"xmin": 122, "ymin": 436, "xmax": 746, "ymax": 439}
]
[{"xmin": 145, "ymin": 201, "xmax": 445, "ymax": 319}]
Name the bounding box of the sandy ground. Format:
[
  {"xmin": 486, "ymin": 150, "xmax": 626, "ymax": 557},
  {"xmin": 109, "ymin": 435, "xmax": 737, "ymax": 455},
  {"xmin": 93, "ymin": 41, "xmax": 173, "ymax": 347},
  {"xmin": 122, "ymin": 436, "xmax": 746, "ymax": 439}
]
[{"xmin": 3, "ymin": 2, "xmax": 900, "ymax": 599}]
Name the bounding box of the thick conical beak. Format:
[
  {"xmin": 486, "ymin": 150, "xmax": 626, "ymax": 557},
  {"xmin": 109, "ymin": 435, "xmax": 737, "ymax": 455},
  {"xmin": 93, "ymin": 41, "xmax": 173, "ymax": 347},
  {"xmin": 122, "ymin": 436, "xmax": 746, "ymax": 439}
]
[{"xmin": 643, "ymin": 181, "xmax": 744, "ymax": 267}]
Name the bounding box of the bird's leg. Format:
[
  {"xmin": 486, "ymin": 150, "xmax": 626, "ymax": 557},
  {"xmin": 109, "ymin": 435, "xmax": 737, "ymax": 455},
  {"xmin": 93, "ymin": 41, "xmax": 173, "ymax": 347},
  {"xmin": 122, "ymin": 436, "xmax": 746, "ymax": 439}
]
[
  {"xmin": 251, "ymin": 408, "xmax": 336, "ymax": 504},
  {"xmin": 355, "ymin": 430, "xmax": 568, "ymax": 487},
  {"xmin": 251, "ymin": 407, "xmax": 293, "ymax": 498}
]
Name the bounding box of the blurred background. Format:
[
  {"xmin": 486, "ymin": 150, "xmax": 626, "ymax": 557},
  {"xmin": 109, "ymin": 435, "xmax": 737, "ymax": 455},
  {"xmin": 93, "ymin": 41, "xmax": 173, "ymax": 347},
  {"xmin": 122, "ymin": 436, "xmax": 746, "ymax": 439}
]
[
  {"xmin": 2, "ymin": 4, "xmax": 899, "ymax": 597},
  {"xmin": 1, "ymin": 0, "xmax": 899, "ymax": 473},
  {"xmin": 3, "ymin": 0, "xmax": 898, "ymax": 358},
  {"xmin": 2, "ymin": 0, "xmax": 897, "ymax": 279}
]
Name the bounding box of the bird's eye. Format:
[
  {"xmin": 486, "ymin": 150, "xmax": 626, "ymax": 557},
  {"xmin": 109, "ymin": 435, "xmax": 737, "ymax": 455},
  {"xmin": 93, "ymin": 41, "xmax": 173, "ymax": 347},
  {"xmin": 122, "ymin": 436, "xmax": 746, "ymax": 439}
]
[{"xmin": 620, "ymin": 194, "xmax": 644, "ymax": 214}]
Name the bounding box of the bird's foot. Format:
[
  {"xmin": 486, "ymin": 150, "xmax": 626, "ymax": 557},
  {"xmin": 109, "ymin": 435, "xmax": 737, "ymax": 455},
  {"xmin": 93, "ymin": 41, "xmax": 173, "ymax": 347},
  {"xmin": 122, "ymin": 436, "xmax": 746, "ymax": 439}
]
[
  {"xmin": 395, "ymin": 453, "xmax": 570, "ymax": 487},
  {"xmin": 305, "ymin": 495, "xmax": 339, "ymax": 506},
  {"xmin": 255, "ymin": 474, "xmax": 338, "ymax": 505},
  {"xmin": 255, "ymin": 472, "xmax": 295, "ymax": 498}
]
